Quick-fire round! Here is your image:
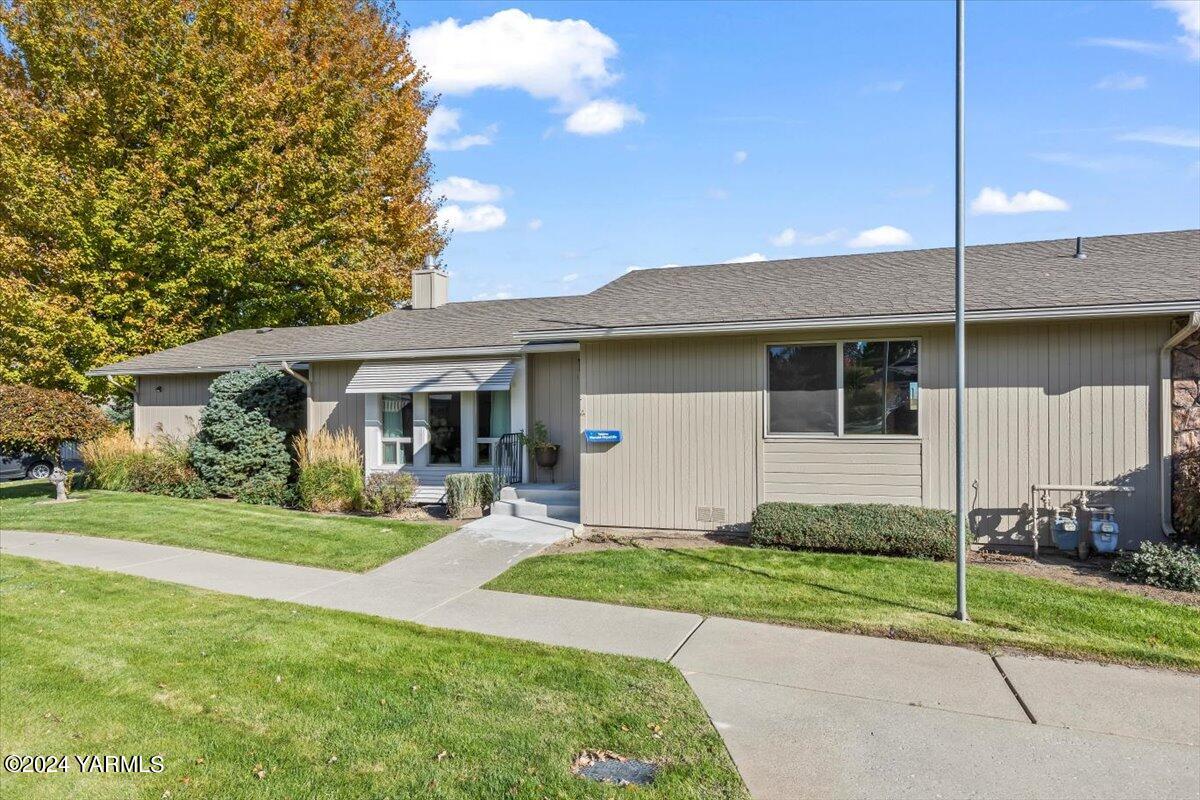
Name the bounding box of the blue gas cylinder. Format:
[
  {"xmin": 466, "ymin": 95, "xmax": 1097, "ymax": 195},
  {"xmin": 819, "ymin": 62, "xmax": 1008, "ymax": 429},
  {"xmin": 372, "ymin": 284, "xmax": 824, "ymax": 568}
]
[{"xmin": 1089, "ymin": 507, "xmax": 1119, "ymax": 553}]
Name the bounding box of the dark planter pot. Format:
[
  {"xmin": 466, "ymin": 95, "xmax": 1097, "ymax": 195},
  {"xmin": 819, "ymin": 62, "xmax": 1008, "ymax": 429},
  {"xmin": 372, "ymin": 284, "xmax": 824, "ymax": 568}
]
[{"xmin": 534, "ymin": 445, "xmax": 560, "ymax": 469}]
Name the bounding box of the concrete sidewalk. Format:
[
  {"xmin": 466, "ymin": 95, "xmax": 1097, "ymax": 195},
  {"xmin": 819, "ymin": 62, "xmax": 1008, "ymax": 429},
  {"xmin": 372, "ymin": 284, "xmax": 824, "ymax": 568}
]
[{"xmin": 2, "ymin": 527, "xmax": 1198, "ymax": 799}]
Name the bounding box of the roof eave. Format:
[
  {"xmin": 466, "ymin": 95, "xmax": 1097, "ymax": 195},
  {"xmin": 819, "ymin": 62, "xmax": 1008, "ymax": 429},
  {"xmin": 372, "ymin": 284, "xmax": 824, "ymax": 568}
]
[{"xmin": 517, "ymin": 300, "xmax": 1200, "ymax": 342}]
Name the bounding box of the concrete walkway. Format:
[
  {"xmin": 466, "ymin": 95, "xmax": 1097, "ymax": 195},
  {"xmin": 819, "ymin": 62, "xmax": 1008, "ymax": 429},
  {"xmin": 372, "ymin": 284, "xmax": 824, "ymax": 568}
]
[{"xmin": 2, "ymin": 526, "xmax": 1198, "ymax": 799}]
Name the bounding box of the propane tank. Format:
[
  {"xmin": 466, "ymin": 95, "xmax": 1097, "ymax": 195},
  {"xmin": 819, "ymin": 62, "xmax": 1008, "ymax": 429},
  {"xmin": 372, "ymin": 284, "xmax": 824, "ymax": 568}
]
[
  {"xmin": 1089, "ymin": 506, "xmax": 1120, "ymax": 554},
  {"xmin": 1051, "ymin": 505, "xmax": 1080, "ymax": 552}
]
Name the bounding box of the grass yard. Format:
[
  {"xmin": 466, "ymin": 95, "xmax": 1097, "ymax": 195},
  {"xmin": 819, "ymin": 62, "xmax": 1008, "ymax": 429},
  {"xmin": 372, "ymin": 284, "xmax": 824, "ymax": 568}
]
[
  {"xmin": 487, "ymin": 546, "xmax": 1200, "ymax": 671},
  {"xmin": 0, "ymin": 482, "xmax": 449, "ymax": 572},
  {"xmin": 0, "ymin": 556, "xmax": 747, "ymax": 799}
]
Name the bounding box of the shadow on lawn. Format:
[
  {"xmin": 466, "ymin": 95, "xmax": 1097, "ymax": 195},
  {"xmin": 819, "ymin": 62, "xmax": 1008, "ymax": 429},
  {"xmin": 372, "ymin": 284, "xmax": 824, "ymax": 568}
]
[
  {"xmin": 665, "ymin": 547, "xmax": 950, "ymax": 618},
  {"xmin": 0, "ymin": 481, "xmax": 55, "ymax": 501}
]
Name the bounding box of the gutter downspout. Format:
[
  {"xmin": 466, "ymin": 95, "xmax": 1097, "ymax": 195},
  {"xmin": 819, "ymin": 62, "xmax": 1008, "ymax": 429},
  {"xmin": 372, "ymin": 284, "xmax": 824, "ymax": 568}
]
[
  {"xmin": 280, "ymin": 361, "xmax": 312, "ymax": 434},
  {"xmin": 1161, "ymin": 311, "xmax": 1200, "ymax": 537}
]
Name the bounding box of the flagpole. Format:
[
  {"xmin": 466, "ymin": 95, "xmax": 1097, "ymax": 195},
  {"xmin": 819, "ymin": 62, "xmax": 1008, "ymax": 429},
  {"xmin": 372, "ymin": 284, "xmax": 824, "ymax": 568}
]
[{"xmin": 954, "ymin": 0, "xmax": 969, "ymax": 622}]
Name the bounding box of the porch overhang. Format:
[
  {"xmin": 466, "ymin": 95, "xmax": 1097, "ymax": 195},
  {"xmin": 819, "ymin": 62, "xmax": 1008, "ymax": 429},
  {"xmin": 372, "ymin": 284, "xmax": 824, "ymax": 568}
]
[{"xmin": 344, "ymin": 358, "xmax": 517, "ymax": 394}]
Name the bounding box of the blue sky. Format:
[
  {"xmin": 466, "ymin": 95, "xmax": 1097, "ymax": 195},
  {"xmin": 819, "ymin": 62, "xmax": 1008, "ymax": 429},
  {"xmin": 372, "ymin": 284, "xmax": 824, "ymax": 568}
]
[{"xmin": 399, "ymin": 1, "xmax": 1200, "ymax": 302}]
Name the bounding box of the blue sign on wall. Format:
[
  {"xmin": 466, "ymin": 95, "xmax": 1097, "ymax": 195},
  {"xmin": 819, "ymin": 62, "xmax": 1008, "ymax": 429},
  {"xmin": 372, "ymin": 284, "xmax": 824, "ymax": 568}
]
[{"xmin": 584, "ymin": 429, "xmax": 622, "ymax": 444}]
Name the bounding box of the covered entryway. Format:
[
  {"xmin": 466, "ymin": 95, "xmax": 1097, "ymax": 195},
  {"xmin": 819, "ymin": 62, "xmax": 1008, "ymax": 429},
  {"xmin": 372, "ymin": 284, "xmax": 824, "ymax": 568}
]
[{"xmin": 526, "ymin": 351, "xmax": 580, "ymax": 485}]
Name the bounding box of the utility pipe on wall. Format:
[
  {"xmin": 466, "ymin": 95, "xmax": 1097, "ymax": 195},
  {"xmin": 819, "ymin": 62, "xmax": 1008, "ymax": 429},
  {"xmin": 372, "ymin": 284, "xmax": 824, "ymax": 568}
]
[
  {"xmin": 280, "ymin": 360, "xmax": 313, "ymax": 434},
  {"xmin": 1161, "ymin": 311, "xmax": 1200, "ymax": 537}
]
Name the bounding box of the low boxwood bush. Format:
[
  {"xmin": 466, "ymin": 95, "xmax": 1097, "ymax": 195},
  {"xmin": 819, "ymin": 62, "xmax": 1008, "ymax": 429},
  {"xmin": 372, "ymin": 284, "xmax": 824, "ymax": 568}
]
[
  {"xmin": 444, "ymin": 472, "xmax": 495, "ymax": 519},
  {"xmin": 294, "ymin": 430, "xmax": 363, "ymax": 513},
  {"xmin": 751, "ymin": 502, "xmax": 961, "ymax": 560},
  {"xmin": 363, "ymin": 471, "xmax": 416, "ymax": 514},
  {"xmin": 1113, "ymin": 542, "xmax": 1200, "ymax": 592}
]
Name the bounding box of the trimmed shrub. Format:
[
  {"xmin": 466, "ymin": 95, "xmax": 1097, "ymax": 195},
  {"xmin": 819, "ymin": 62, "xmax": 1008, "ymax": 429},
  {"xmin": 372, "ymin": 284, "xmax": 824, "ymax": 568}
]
[
  {"xmin": 444, "ymin": 472, "xmax": 494, "ymax": 519},
  {"xmin": 190, "ymin": 367, "xmax": 302, "ymax": 504},
  {"xmin": 294, "ymin": 429, "xmax": 363, "ymax": 512},
  {"xmin": 0, "ymin": 383, "xmax": 111, "ymax": 457},
  {"xmin": 1173, "ymin": 448, "xmax": 1200, "ymax": 546},
  {"xmin": 1113, "ymin": 542, "xmax": 1200, "ymax": 592},
  {"xmin": 364, "ymin": 471, "xmax": 417, "ymax": 514},
  {"xmin": 751, "ymin": 502, "xmax": 961, "ymax": 560}
]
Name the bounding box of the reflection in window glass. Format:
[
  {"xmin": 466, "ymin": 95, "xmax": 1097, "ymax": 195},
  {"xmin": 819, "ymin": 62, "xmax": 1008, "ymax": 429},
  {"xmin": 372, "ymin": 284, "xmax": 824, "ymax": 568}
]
[
  {"xmin": 768, "ymin": 344, "xmax": 838, "ymax": 433},
  {"xmin": 843, "ymin": 340, "xmax": 919, "ymax": 435},
  {"xmin": 382, "ymin": 393, "xmax": 412, "ymax": 438},
  {"xmin": 476, "ymin": 391, "xmax": 511, "ymax": 438}
]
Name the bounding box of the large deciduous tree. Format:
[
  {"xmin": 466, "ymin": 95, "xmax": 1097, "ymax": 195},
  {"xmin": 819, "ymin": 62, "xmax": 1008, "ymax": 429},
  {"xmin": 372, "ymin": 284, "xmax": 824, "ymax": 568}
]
[{"xmin": 0, "ymin": 0, "xmax": 443, "ymax": 396}]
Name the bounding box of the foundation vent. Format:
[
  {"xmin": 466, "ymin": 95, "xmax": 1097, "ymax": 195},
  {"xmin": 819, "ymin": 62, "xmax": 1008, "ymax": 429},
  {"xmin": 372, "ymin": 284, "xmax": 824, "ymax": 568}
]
[{"xmin": 696, "ymin": 506, "xmax": 727, "ymax": 525}]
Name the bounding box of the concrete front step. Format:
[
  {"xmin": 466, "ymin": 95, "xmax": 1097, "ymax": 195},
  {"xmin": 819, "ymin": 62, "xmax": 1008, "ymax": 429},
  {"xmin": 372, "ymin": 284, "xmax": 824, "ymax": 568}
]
[
  {"xmin": 495, "ymin": 485, "xmax": 581, "ymax": 531},
  {"xmin": 510, "ymin": 486, "xmax": 580, "ymax": 506}
]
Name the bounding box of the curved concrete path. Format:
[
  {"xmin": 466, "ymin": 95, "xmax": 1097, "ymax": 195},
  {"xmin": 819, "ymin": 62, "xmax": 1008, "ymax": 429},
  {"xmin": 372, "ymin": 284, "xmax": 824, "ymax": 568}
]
[{"xmin": 2, "ymin": 525, "xmax": 1197, "ymax": 800}]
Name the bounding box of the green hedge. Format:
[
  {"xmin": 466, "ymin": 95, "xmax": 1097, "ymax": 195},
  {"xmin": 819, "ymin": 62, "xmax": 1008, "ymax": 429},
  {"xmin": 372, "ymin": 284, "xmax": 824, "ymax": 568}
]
[{"xmin": 751, "ymin": 502, "xmax": 961, "ymax": 560}]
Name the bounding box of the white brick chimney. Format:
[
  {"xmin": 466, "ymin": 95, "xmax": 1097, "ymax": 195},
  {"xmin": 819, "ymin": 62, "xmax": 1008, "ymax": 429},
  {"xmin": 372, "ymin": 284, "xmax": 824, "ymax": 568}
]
[{"xmin": 411, "ymin": 258, "xmax": 448, "ymax": 309}]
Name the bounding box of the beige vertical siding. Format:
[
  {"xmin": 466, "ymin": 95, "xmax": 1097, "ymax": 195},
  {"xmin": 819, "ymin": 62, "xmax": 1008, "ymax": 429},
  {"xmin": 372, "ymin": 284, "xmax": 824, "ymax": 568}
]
[
  {"xmin": 311, "ymin": 360, "xmax": 365, "ymax": 449},
  {"xmin": 579, "ymin": 317, "xmax": 1168, "ymax": 543},
  {"xmin": 527, "ymin": 351, "xmax": 581, "ymax": 484},
  {"xmin": 922, "ymin": 318, "xmax": 1167, "ymax": 546},
  {"xmin": 580, "ymin": 336, "xmax": 759, "ymax": 529},
  {"xmin": 134, "ymin": 374, "xmax": 216, "ymax": 440}
]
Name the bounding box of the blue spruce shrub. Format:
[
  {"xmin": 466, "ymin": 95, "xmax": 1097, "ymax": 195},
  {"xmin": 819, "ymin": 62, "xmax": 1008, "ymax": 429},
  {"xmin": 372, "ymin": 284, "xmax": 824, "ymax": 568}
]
[{"xmin": 190, "ymin": 366, "xmax": 303, "ymax": 504}]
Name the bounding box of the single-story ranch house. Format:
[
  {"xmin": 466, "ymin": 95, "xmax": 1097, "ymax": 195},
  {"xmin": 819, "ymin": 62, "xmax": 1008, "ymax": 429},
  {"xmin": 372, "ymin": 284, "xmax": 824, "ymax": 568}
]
[{"xmin": 92, "ymin": 230, "xmax": 1200, "ymax": 548}]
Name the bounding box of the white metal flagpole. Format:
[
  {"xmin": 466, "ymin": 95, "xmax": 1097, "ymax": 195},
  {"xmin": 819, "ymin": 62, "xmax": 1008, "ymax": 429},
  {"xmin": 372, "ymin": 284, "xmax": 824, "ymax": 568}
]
[{"xmin": 954, "ymin": 0, "xmax": 969, "ymax": 622}]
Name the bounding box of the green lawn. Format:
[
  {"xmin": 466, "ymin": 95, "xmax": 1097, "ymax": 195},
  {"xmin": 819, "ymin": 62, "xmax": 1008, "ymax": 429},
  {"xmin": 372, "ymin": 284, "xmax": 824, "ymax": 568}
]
[
  {"xmin": 0, "ymin": 482, "xmax": 450, "ymax": 572},
  {"xmin": 488, "ymin": 546, "xmax": 1200, "ymax": 671},
  {"xmin": 0, "ymin": 556, "xmax": 747, "ymax": 799}
]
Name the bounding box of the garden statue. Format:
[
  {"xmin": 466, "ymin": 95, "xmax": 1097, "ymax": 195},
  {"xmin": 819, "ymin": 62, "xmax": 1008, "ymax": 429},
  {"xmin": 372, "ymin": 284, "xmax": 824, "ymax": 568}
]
[{"xmin": 49, "ymin": 466, "xmax": 69, "ymax": 501}]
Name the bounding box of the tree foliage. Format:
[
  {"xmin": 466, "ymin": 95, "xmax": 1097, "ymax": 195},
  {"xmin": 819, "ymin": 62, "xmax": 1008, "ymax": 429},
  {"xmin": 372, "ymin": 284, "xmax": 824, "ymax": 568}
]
[
  {"xmin": 0, "ymin": 383, "xmax": 112, "ymax": 455},
  {"xmin": 190, "ymin": 366, "xmax": 302, "ymax": 503},
  {"xmin": 1, "ymin": 0, "xmax": 444, "ymax": 395}
]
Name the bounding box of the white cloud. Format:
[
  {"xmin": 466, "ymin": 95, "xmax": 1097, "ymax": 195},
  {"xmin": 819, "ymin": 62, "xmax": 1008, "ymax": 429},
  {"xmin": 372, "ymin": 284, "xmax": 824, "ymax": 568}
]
[
  {"xmin": 847, "ymin": 225, "xmax": 914, "ymax": 248},
  {"xmin": 733, "ymin": 150, "xmax": 748, "ymax": 165},
  {"xmin": 1080, "ymin": 37, "xmax": 1170, "ymax": 55},
  {"xmin": 427, "ymin": 107, "xmax": 495, "ymax": 151},
  {"xmin": 1033, "ymin": 152, "xmax": 1150, "ymax": 172},
  {"xmin": 769, "ymin": 228, "xmax": 797, "ymax": 247},
  {"xmin": 1117, "ymin": 126, "xmax": 1200, "ymax": 148},
  {"xmin": 528, "ymin": 218, "xmax": 543, "ymax": 231},
  {"xmin": 862, "ymin": 79, "xmax": 906, "ymax": 93},
  {"xmin": 626, "ymin": 262, "xmax": 680, "ymax": 272},
  {"xmin": 770, "ymin": 227, "xmax": 849, "ymax": 247},
  {"xmin": 411, "ymin": 9, "xmax": 619, "ymax": 105},
  {"xmin": 431, "ymin": 176, "xmax": 503, "ymax": 203},
  {"xmin": 437, "ymin": 204, "xmax": 507, "ymax": 233},
  {"xmin": 969, "ymin": 187, "xmax": 1069, "ymax": 215},
  {"xmin": 706, "ymin": 187, "xmax": 729, "ymax": 200},
  {"xmin": 725, "ymin": 252, "xmax": 767, "ymax": 264},
  {"xmin": 472, "ymin": 290, "xmax": 514, "ymax": 301},
  {"xmin": 1156, "ymin": 0, "xmax": 1200, "ymax": 60},
  {"xmin": 561, "ymin": 273, "xmax": 579, "ymax": 283},
  {"xmin": 1094, "ymin": 73, "xmax": 1147, "ymax": 90},
  {"xmin": 564, "ymin": 99, "xmax": 645, "ymax": 135}
]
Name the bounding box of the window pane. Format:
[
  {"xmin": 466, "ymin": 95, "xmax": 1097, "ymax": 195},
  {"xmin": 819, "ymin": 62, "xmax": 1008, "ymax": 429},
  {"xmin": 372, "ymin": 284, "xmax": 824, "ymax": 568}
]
[
  {"xmin": 768, "ymin": 345, "xmax": 837, "ymax": 433},
  {"xmin": 476, "ymin": 391, "xmax": 512, "ymax": 438},
  {"xmin": 381, "ymin": 441, "xmax": 398, "ymax": 465},
  {"xmin": 843, "ymin": 341, "xmax": 887, "ymax": 434},
  {"xmin": 401, "ymin": 442, "xmax": 413, "ymax": 465},
  {"xmin": 382, "ymin": 393, "xmax": 412, "ymax": 438},
  {"xmin": 885, "ymin": 340, "xmax": 919, "ymax": 435},
  {"xmin": 428, "ymin": 392, "xmax": 461, "ymax": 464},
  {"xmin": 477, "ymin": 442, "xmax": 492, "ymax": 465}
]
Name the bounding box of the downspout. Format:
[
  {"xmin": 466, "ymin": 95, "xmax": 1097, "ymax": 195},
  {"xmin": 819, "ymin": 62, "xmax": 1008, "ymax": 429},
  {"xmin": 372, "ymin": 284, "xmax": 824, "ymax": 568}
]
[
  {"xmin": 280, "ymin": 361, "xmax": 312, "ymax": 433},
  {"xmin": 1161, "ymin": 311, "xmax": 1200, "ymax": 537}
]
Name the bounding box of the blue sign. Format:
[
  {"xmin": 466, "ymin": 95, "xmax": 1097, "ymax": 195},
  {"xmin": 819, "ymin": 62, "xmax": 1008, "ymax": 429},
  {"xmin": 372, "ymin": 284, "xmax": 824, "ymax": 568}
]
[{"xmin": 584, "ymin": 429, "xmax": 622, "ymax": 444}]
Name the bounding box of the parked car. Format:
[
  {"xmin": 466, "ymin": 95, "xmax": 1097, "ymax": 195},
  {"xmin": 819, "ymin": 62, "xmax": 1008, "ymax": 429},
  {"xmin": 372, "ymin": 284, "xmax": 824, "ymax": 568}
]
[{"xmin": 0, "ymin": 443, "xmax": 84, "ymax": 481}]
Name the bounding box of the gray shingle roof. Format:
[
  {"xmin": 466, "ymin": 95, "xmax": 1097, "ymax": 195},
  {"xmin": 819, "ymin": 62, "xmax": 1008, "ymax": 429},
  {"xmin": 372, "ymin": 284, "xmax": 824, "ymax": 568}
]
[
  {"xmin": 519, "ymin": 230, "xmax": 1199, "ymax": 334},
  {"xmin": 91, "ymin": 229, "xmax": 1199, "ymax": 375}
]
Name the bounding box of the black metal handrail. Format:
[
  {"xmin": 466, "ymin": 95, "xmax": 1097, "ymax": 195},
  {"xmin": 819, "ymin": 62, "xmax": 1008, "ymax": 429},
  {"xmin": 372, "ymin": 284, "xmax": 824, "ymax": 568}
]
[{"xmin": 492, "ymin": 431, "xmax": 523, "ymax": 491}]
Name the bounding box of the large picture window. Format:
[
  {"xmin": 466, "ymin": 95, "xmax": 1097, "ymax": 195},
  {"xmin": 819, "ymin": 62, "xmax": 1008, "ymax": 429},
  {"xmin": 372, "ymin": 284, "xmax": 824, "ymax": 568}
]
[{"xmin": 767, "ymin": 340, "xmax": 919, "ymax": 436}]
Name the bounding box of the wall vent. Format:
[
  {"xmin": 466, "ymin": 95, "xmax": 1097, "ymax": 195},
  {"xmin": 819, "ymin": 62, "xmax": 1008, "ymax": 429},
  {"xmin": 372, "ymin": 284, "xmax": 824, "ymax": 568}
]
[{"xmin": 696, "ymin": 506, "xmax": 727, "ymax": 524}]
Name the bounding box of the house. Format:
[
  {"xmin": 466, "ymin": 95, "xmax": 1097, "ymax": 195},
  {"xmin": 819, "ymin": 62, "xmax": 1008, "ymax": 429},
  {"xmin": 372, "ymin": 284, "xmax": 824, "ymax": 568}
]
[{"xmin": 91, "ymin": 230, "xmax": 1200, "ymax": 547}]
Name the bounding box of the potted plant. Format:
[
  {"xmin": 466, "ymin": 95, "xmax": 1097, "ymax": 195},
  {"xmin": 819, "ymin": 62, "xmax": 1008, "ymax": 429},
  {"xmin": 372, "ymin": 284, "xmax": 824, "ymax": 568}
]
[{"xmin": 522, "ymin": 421, "xmax": 559, "ymax": 471}]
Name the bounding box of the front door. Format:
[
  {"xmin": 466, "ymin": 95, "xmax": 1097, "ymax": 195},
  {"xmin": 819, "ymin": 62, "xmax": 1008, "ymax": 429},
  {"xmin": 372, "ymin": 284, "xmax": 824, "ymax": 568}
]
[{"xmin": 427, "ymin": 392, "xmax": 462, "ymax": 465}]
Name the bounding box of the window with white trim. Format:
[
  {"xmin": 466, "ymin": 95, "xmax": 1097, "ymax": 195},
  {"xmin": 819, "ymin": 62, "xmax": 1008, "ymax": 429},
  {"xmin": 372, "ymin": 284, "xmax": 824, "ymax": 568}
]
[
  {"xmin": 475, "ymin": 390, "xmax": 512, "ymax": 465},
  {"xmin": 767, "ymin": 340, "xmax": 919, "ymax": 436},
  {"xmin": 380, "ymin": 393, "xmax": 413, "ymax": 465}
]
